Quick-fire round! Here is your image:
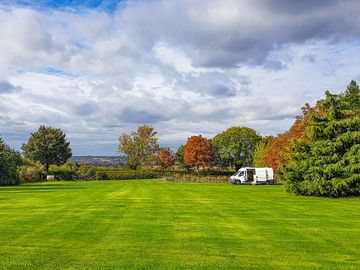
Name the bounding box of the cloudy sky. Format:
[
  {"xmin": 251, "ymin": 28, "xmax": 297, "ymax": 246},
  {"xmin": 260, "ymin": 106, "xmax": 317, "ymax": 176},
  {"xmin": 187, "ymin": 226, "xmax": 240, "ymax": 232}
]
[{"xmin": 1, "ymin": 0, "xmax": 360, "ymax": 155}]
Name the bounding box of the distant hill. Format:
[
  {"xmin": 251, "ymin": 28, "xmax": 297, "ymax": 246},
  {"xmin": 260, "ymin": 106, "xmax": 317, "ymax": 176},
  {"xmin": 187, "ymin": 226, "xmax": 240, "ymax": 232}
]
[{"xmin": 70, "ymin": 156, "xmax": 127, "ymax": 167}]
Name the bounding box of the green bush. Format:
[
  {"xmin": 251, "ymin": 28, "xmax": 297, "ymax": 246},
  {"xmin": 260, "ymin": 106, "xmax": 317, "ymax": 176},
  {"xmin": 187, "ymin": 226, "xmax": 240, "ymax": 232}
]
[
  {"xmin": 18, "ymin": 158, "xmax": 44, "ymax": 183},
  {"xmin": 155, "ymin": 169, "xmax": 234, "ymax": 177},
  {"xmin": 0, "ymin": 138, "xmax": 21, "ymax": 186},
  {"xmin": 76, "ymin": 165, "xmax": 97, "ymax": 180},
  {"xmin": 49, "ymin": 161, "xmax": 78, "ymax": 181},
  {"xmin": 18, "ymin": 166, "xmax": 43, "ymax": 182},
  {"xmin": 194, "ymin": 170, "xmax": 234, "ymax": 176},
  {"xmin": 94, "ymin": 168, "xmax": 234, "ymax": 180},
  {"xmin": 96, "ymin": 170, "xmax": 163, "ymax": 180}
]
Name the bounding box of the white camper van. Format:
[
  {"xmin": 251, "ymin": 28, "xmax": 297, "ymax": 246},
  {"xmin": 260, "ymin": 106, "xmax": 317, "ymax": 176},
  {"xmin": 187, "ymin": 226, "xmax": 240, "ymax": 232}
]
[{"xmin": 229, "ymin": 167, "xmax": 274, "ymax": 184}]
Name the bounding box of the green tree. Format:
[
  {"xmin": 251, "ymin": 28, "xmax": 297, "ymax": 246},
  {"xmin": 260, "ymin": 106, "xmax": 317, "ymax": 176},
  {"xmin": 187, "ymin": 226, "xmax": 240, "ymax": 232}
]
[
  {"xmin": 118, "ymin": 125, "xmax": 159, "ymax": 169},
  {"xmin": 253, "ymin": 136, "xmax": 273, "ymax": 167},
  {"xmin": 282, "ymin": 81, "xmax": 360, "ymax": 197},
  {"xmin": 253, "ymin": 141, "xmax": 267, "ymax": 167},
  {"xmin": 0, "ymin": 137, "xmax": 21, "ymax": 186},
  {"xmin": 175, "ymin": 145, "xmax": 184, "ymax": 165},
  {"xmin": 22, "ymin": 126, "xmax": 72, "ymax": 172},
  {"xmin": 212, "ymin": 127, "xmax": 261, "ymax": 170}
]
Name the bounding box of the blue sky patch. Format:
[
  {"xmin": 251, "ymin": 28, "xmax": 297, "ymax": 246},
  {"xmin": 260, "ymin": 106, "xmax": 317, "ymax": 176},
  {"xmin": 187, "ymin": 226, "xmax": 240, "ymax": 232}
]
[
  {"xmin": 4, "ymin": 0, "xmax": 122, "ymax": 12},
  {"xmin": 38, "ymin": 67, "xmax": 79, "ymax": 78}
]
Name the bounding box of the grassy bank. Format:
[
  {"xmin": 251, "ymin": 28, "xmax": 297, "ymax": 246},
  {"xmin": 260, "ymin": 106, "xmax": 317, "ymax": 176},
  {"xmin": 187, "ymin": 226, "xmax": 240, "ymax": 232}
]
[{"xmin": 0, "ymin": 180, "xmax": 359, "ymax": 269}]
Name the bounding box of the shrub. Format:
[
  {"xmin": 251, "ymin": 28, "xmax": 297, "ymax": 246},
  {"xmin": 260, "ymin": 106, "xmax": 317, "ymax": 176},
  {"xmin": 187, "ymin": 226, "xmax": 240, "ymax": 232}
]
[
  {"xmin": 163, "ymin": 175, "xmax": 229, "ymax": 183},
  {"xmin": 195, "ymin": 170, "xmax": 234, "ymax": 176},
  {"xmin": 96, "ymin": 170, "xmax": 163, "ymax": 180},
  {"xmin": 157, "ymin": 169, "xmax": 234, "ymax": 177},
  {"xmin": 18, "ymin": 158, "xmax": 45, "ymax": 183},
  {"xmin": 18, "ymin": 166, "xmax": 43, "ymax": 182},
  {"xmin": 49, "ymin": 161, "xmax": 78, "ymax": 180},
  {"xmin": 76, "ymin": 165, "xmax": 97, "ymax": 180},
  {"xmin": 0, "ymin": 138, "xmax": 21, "ymax": 186}
]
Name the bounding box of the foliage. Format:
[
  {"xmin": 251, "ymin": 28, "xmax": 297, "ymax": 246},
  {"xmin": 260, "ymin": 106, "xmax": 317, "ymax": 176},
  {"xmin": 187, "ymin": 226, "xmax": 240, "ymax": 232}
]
[
  {"xmin": 0, "ymin": 138, "xmax": 21, "ymax": 186},
  {"xmin": 18, "ymin": 158, "xmax": 45, "ymax": 182},
  {"xmin": 212, "ymin": 126, "xmax": 261, "ymax": 170},
  {"xmin": 175, "ymin": 145, "xmax": 184, "ymax": 165},
  {"xmin": 157, "ymin": 147, "xmax": 175, "ymax": 168},
  {"xmin": 161, "ymin": 169, "xmax": 233, "ymax": 177},
  {"xmin": 263, "ymin": 104, "xmax": 317, "ymax": 174},
  {"xmin": 253, "ymin": 136, "xmax": 273, "ymax": 167},
  {"xmin": 183, "ymin": 135, "xmax": 213, "ymax": 170},
  {"xmin": 163, "ymin": 175, "xmax": 229, "ymax": 183},
  {"xmin": 18, "ymin": 166, "xmax": 43, "ymax": 182},
  {"xmin": 22, "ymin": 125, "xmax": 72, "ymax": 171},
  {"xmin": 118, "ymin": 125, "xmax": 159, "ymax": 169},
  {"xmin": 263, "ymin": 119, "xmax": 305, "ymax": 173},
  {"xmin": 76, "ymin": 165, "xmax": 97, "ymax": 180},
  {"xmin": 93, "ymin": 166, "xmax": 233, "ymax": 180},
  {"xmin": 96, "ymin": 170, "xmax": 162, "ymax": 180},
  {"xmin": 253, "ymin": 141, "xmax": 267, "ymax": 167},
  {"xmin": 189, "ymin": 169, "xmax": 233, "ymax": 176},
  {"xmin": 282, "ymin": 81, "xmax": 360, "ymax": 197},
  {"xmin": 49, "ymin": 161, "xmax": 78, "ymax": 180}
]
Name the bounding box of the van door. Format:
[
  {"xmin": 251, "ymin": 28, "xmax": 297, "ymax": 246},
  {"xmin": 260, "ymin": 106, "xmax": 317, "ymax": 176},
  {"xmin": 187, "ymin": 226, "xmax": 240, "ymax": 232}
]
[{"xmin": 246, "ymin": 169, "xmax": 255, "ymax": 182}]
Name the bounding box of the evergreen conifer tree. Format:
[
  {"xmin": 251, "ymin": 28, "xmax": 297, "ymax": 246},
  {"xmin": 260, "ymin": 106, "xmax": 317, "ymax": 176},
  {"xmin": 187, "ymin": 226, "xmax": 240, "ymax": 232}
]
[
  {"xmin": 0, "ymin": 138, "xmax": 21, "ymax": 186},
  {"xmin": 282, "ymin": 81, "xmax": 360, "ymax": 197}
]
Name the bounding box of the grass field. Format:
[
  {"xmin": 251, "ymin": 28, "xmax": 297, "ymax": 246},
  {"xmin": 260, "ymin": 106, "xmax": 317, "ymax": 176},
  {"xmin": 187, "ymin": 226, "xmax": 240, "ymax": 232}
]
[{"xmin": 0, "ymin": 180, "xmax": 360, "ymax": 270}]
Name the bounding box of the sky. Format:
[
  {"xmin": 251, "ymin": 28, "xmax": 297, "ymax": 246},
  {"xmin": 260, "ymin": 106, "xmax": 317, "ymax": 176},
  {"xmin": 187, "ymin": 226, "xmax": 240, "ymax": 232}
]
[{"xmin": 1, "ymin": 0, "xmax": 360, "ymax": 155}]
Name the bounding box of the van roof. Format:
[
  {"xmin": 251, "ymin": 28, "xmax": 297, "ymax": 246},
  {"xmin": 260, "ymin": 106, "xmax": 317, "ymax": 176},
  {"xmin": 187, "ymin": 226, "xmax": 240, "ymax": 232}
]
[{"xmin": 238, "ymin": 167, "xmax": 273, "ymax": 170}]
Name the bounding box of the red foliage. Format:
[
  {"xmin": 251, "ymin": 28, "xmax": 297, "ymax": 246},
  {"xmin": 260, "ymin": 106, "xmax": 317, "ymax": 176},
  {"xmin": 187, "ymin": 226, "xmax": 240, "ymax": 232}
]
[
  {"xmin": 157, "ymin": 147, "xmax": 175, "ymax": 168},
  {"xmin": 183, "ymin": 135, "xmax": 213, "ymax": 169}
]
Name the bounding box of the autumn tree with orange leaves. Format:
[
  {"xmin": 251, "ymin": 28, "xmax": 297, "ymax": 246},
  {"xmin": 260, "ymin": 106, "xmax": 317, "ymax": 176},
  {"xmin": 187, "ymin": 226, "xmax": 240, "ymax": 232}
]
[
  {"xmin": 263, "ymin": 119, "xmax": 305, "ymax": 173},
  {"xmin": 183, "ymin": 135, "xmax": 213, "ymax": 170},
  {"xmin": 263, "ymin": 103, "xmax": 316, "ymax": 173},
  {"xmin": 157, "ymin": 147, "xmax": 175, "ymax": 168}
]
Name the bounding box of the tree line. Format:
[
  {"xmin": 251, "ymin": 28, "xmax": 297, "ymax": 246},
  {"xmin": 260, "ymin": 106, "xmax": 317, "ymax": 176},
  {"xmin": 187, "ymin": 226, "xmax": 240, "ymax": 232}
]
[
  {"xmin": 118, "ymin": 125, "xmax": 261, "ymax": 171},
  {"xmin": 1, "ymin": 80, "xmax": 359, "ymax": 197}
]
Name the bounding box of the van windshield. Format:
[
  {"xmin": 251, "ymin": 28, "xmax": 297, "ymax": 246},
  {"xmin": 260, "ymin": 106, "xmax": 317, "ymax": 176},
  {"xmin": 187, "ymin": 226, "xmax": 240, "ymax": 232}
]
[{"xmin": 233, "ymin": 171, "xmax": 244, "ymax": 177}]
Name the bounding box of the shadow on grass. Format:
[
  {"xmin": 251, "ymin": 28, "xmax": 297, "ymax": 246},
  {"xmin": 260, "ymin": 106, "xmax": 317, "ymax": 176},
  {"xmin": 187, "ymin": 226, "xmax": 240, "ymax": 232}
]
[
  {"xmin": 22, "ymin": 183, "xmax": 75, "ymax": 187},
  {"xmin": 0, "ymin": 184, "xmax": 85, "ymax": 192}
]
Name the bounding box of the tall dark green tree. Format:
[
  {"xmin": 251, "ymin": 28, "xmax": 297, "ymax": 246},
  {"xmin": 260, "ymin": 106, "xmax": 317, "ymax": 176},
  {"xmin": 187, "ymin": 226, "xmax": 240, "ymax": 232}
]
[
  {"xmin": 22, "ymin": 126, "xmax": 72, "ymax": 172},
  {"xmin": 282, "ymin": 81, "xmax": 360, "ymax": 197},
  {"xmin": 0, "ymin": 137, "xmax": 21, "ymax": 186},
  {"xmin": 212, "ymin": 126, "xmax": 261, "ymax": 170}
]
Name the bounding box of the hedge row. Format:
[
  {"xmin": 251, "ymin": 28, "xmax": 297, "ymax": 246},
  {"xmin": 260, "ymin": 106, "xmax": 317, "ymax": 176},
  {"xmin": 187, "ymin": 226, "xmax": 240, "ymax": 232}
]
[
  {"xmin": 185, "ymin": 170, "xmax": 234, "ymax": 176},
  {"xmin": 95, "ymin": 169, "xmax": 234, "ymax": 180},
  {"xmin": 96, "ymin": 170, "xmax": 163, "ymax": 180},
  {"xmin": 144, "ymin": 169, "xmax": 234, "ymax": 176},
  {"xmin": 96, "ymin": 169, "xmax": 234, "ymax": 180}
]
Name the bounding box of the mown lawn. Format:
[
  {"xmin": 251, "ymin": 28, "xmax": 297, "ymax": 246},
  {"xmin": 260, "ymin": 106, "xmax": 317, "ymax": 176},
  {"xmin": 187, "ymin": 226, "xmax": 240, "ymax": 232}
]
[{"xmin": 0, "ymin": 180, "xmax": 359, "ymax": 270}]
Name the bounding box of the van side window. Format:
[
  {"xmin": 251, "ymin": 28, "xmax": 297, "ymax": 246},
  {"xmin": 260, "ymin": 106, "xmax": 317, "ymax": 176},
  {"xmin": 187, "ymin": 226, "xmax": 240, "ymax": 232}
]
[{"xmin": 239, "ymin": 171, "xmax": 244, "ymax": 176}]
